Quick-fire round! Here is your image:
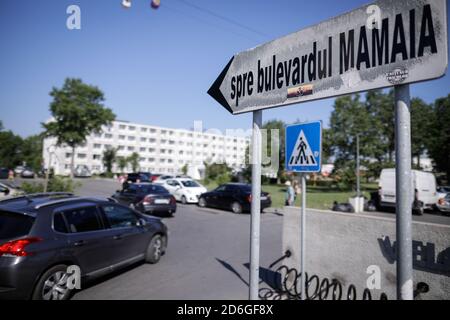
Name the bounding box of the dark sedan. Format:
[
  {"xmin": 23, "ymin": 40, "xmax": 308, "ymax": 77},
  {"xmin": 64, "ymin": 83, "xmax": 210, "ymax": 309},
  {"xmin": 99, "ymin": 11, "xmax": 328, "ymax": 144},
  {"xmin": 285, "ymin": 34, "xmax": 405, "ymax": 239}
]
[
  {"xmin": 112, "ymin": 183, "xmax": 176, "ymax": 216},
  {"xmin": 198, "ymin": 183, "xmax": 271, "ymax": 213}
]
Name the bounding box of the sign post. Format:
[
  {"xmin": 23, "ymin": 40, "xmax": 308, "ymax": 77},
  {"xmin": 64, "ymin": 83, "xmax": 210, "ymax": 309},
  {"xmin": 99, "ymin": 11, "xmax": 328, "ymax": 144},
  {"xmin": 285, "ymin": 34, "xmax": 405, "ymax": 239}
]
[
  {"xmin": 208, "ymin": 0, "xmax": 447, "ymax": 300},
  {"xmin": 249, "ymin": 110, "xmax": 262, "ymax": 300},
  {"xmin": 285, "ymin": 121, "xmax": 322, "ymax": 300},
  {"xmin": 394, "ymin": 84, "xmax": 413, "ymax": 300}
]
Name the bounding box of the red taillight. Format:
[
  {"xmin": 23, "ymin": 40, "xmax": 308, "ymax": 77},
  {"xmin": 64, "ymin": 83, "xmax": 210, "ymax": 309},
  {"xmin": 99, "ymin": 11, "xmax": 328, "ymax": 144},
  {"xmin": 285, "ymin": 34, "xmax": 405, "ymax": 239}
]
[
  {"xmin": 247, "ymin": 194, "xmax": 252, "ymax": 203},
  {"xmin": 170, "ymin": 196, "xmax": 176, "ymax": 205},
  {"xmin": 143, "ymin": 196, "xmax": 154, "ymax": 205},
  {"xmin": 0, "ymin": 237, "xmax": 42, "ymax": 257}
]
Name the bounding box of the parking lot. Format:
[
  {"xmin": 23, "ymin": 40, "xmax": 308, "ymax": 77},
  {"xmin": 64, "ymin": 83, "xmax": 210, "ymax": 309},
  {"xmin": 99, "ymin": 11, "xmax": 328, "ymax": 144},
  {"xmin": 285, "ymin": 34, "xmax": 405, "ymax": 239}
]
[{"xmin": 1, "ymin": 177, "xmax": 449, "ymax": 299}]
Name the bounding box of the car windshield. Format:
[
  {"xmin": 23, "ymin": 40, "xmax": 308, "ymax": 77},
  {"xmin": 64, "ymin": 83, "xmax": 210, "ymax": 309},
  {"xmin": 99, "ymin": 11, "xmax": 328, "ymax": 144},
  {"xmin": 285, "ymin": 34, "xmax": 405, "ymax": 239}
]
[
  {"xmin": 181, "ymin": 180, "xmax": 200, "ymax": 188},
  {"xmin": 0, "ymin": 211, "xmax": 35, "ymax": 241}
]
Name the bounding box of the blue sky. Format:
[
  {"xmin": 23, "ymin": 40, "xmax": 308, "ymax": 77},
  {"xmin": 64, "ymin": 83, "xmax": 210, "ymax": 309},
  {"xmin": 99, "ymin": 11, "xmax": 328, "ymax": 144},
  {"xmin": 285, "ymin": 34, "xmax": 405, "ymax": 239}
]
[{"xmin": 1, "ymin": 0, "xmax": 449, "ymax": 137}]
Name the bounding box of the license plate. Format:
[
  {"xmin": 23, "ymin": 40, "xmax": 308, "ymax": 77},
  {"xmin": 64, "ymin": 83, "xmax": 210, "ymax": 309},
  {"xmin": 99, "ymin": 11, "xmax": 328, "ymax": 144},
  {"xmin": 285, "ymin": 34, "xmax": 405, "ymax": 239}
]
[{"xmin": 155, "ymin": 199, "xmax": 170, "ymax": 204}]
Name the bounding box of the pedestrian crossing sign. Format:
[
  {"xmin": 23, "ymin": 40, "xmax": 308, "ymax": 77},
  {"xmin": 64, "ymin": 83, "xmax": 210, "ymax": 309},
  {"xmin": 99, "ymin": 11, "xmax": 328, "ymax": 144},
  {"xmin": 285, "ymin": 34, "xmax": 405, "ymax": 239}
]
[{"xmin": 285, "ymin": 121, "xmax": 322, "ymax": 173}]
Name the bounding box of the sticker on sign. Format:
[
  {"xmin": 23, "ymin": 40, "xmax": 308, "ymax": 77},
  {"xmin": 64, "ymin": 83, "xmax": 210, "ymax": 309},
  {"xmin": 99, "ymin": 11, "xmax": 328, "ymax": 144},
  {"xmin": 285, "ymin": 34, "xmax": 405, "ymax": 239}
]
[{"xmin": 208, "ymin": 0, "xmax": 448, "ymax": 115}]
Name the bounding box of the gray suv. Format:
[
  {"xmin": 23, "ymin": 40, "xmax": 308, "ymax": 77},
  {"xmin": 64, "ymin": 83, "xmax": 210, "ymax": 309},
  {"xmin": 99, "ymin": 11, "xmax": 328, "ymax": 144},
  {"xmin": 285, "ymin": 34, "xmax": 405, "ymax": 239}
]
[{"xmin": 0, "ymin": 193, "xmax": 168, "ymax": 300}]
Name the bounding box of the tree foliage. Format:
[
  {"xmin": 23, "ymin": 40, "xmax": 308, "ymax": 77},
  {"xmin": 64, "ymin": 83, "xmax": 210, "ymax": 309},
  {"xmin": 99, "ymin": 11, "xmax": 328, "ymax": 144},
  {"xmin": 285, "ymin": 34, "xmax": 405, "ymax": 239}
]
[
  {"xmin": 127, "ymin": 152, "xmax": 140, "ymax": 172},
  {"xmin": 427, "ymin": 94, "xmax": 450, "ymax": 180},
  {"xmin": 42, "ymin": 78, "xmax": 115, "ymax": 176},
  {"xmin": 102, "ymin": 148, "xmax": 117, "ymax": 174}
]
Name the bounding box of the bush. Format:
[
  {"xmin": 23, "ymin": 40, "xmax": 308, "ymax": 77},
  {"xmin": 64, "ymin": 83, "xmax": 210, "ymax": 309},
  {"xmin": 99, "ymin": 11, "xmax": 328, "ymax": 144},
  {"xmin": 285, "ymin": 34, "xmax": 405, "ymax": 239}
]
[{"xmin": 21, "ymin": 176, "xmax": 81, "ymax": 194}]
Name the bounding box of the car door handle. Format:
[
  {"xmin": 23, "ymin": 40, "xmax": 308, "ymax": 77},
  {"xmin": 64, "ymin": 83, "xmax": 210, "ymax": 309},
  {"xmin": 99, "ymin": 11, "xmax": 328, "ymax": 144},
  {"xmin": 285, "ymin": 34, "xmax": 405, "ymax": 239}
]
[
  {"xmin": 113, "ymin": 235, "xmax": 124, "ymax": 240},
  {"xmin": 74, "ymin": 240, "xmax": 87, "ymax": 247}
]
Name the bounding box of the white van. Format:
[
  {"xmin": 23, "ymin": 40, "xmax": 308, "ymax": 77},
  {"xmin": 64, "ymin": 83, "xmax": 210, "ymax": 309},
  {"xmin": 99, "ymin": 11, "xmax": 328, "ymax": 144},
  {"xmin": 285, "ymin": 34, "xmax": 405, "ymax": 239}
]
[{"xmin": 378, "ymin": 168, "xmax": 438, "ymax": 215}]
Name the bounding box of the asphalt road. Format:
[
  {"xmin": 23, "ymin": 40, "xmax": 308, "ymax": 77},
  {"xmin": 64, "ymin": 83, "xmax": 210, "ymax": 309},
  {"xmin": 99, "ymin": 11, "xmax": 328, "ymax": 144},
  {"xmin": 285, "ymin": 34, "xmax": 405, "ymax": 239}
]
[{"xmin": 1, "ymin": 178, "xmax": 449, "ymax": 299}]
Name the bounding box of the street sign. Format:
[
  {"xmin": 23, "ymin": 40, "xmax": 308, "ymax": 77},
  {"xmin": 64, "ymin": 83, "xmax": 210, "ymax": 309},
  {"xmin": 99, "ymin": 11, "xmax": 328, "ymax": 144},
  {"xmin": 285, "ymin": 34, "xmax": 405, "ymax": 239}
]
[
  {"xmin": 285, "ymin": 121, "xmax": 322, "ymax": 173},
  {"xmin": 208, "ymin": 0, "xmax": 448, "ymax": 115}
]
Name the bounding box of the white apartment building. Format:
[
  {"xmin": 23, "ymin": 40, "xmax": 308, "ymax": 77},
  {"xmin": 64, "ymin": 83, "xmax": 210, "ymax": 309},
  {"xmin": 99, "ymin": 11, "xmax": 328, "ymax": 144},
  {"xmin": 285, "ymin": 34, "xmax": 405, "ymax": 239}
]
[{"xmin": 43, "ymin": 120, "xmax": 250, "ymax": 176}]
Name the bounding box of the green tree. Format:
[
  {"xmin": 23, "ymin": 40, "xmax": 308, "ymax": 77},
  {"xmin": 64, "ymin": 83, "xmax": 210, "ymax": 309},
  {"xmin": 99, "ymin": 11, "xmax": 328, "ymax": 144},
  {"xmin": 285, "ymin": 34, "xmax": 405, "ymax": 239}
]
[
  {"xmin": 0, "ymin": 130, "xmax": 23, "ymax": 169},
  {"xmin": 262, "ymin": 120, "xmax": 286, "ymax": 182},
  {"xmin": 365, "ymin": 89, "xmax": 395, "ymax": 162},
  {"xmin": 410, "ymin": 98, "xmax": 433, "ymax": 168},
  {"xmin": 21, "ymin": 134, "xmax": 44, "ymax": 172},
  {"xmin": 42, "ymin": 78, "xmax": 115, "ymax": 177},
  {"xmin": 102, "ymin": 148, "xmax": 117, "ymax": 174},
  {"xmin": 181, "ymin": 164, "xmax": 188, "ymax": 175},
  {"xmin": 428, "ymin": 94, "xmax": 450, "ymax": 180},
  {"xmin": 204, "ymin": 162, "xmax": 231, "ymax": 184},
  {"xmin": 127, "ymin": 152, "xmax": 140, "ymax": 172},
  {"xmin": 117, "ymin": 156, "xmax": 129, "ymax": 173},
  {"xmin": 329, "ymin": 94, "xmax": 379, "ymax": 187}
]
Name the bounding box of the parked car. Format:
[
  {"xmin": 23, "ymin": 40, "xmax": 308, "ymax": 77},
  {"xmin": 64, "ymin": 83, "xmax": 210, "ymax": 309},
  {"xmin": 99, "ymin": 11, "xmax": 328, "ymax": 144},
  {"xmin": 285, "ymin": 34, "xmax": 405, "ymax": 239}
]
[
  {"xmin": 112, "ymin": 183, "xmax": 176, "ymax": 216},
  {"xmin": 14, "ymin": 166, "xmax": 26, "ymax": 175},
  {"xmin": 162, "ymin": 178, "xmax": 207, "ymax": 204},
  {"xmin": 0, "ymin": 182, "xmax": 23, "ymax": 200},
  {"xmin": 0, "ymin": 192, "xmax": 168, "ymax": 300},
  {"xmin": 74, "ymin": 165, "xmax": 92, "ymax": 178},
  {"xmin": 436, "ymin": 194, "xmax": 450, "ymax": 215},
  {"xmin": 20, "ymin": 167, "xmax": 35, "ymax": 179},
  {"xmin": 150, "ymin": 174, "xmax": 162, "ymax": 182},
  {"xmin": 0, "ymin": 168, "xmax": 9, "ymax": 179},
  {"xmin": 437, "ymin": 186, "xmax": 450, "ymax": 199},
  {"xmin": 153, "ymin": 175, "xmax": 175, "ymax": 185},
  {"xmin": 198, "ymin": 183, "xmax": 272, "ymax": 214},
  {"xmin": 376, "ymin": 169, "xmax": 438, "ymax": 215},
  {"xmin": 126, "ymin": 173, "xmax": 151, "ymax": 183}
]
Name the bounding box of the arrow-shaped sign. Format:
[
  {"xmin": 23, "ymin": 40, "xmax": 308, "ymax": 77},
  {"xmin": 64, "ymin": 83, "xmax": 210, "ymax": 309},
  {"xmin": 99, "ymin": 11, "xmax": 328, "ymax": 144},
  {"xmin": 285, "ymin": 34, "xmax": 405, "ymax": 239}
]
[{"xmin": 208, "ymin": 0, "xmax": 447, "ymax": 115}]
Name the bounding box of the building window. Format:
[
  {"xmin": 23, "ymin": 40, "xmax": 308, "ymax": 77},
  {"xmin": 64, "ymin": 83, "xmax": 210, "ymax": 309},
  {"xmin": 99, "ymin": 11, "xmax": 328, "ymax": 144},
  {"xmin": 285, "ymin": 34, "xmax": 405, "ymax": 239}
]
[
  {"xmin": 119, "ymin": 135, "xmax": 125, "ymax": 140},
  {"xmin": 93, "ymin": 154, "xmax": 101, "ymax": 160},
  {"xmin": 118, "ymin": 146, "xmax": 125, "ymax": 151},
  {"xmin": 128, "ymin": 126, "xmax": 135, "ymax": 131},
  {"xmin": 65, "ymin": 153, "xmax": 72, "ymax": 159},
  {"xmin": 150, "ymin": 128, "xmax": 157, "ymax": 133},
  {"xmin": 128, "ymin": 136, "xmax": 135, "ymax": 141},
  {"xmin": 149, "ymin": 138, "xmax": 156, "ymax": 143},
  {"xmin": 140, "ymin": 147, "xmax": 146, "ymax": 152},
  {"xmin": 148, "ymin": 158, "xmax": 155, "ymax": 162},
  {"xmin": 77, "ymin": 153, "xmax": 87, "ymax": 159},
  {"xmin": 149, "ymin": 148, "xmax": 155, "ymax": 153},
  {"xmin": 127, "ymin": 146, "xmax": 135, "ymax": 151},
  {"xmin": 105, "ymin": 134, "xmax": 113, "ymax": 139},
  {"xmin": 119, "ymin": 124, "xmax": 126, "ymax": 130},
  {"xmin": 94, "ymin": 144, "xmax": 102, "ymax": 149},
  {"xmin": 141, "ymin": 127, "xmax": 147, "ymax": 132},
  {"xmin": 139, "ymin": 158, "xmax": 146, "ymax": 162},
  {"xmin": 140, "ymin": 137, "xmax": 147, "ymax": 142}
]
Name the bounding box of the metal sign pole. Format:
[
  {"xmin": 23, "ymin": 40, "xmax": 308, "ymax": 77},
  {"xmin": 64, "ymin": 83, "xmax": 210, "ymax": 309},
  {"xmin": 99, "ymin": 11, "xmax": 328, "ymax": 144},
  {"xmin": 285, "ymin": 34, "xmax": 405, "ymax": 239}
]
[
  {"xmin": 394, "ymin": 84, "xmax": 413, "ymax": 300},
  {"xmin": 249, "ymin": 110, "xmax": 262, "ymax": 300},
  {"xmin": 300, "ymin": 173, "xmax": 306, "ymax": 300}
]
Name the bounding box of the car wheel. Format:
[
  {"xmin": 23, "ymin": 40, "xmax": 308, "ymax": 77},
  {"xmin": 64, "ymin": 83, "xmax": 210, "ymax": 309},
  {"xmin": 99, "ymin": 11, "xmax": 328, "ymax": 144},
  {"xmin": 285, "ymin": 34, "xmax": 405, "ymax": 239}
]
[
  {"xmin": 32, "ymin": 265, "xmax": 72, "ymax": 300},
  {"xmin": 231, "ymin": 202, "xmax": 243, "ymax": 214},
  {"xmin": 181, "ymin": 196, "xmax": 187, "ymax": 204},
  {"xmin": 145, "ymin": 235, "xmax": 164, "ymax": 264},
  {"xmin": 198, "ymin": 197, "xmax": 207, "ymax": 208}
]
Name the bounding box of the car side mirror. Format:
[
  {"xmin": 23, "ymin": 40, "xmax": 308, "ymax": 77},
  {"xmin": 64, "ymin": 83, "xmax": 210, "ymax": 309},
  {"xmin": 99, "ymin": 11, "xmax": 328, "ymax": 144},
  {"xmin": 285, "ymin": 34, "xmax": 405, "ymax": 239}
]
[{"xmin": 137, "ymin": 218, "xmax": 147, "ymax": 227}]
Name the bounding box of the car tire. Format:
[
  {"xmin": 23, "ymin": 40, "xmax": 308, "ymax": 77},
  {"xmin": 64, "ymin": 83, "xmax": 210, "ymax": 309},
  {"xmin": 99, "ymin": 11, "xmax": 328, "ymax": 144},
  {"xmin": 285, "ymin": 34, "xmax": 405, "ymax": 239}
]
[
  {"xmin": 32, "ymin": 264, "xmax": 72, "ymax": 300},
  {"xmin": 198, "ymin": 197, "xmax": 207, "ymax": 208},
  {"xmin": 231, "ymin": 202, "xmax": 243, "ymax": 214},
  {"xmin": 181, "ymin": 196, "xmax": 187, "ymax": 204},
  {"xmin": 145, "ymin": 234, "xmax": 164, "ymax": 264}
]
